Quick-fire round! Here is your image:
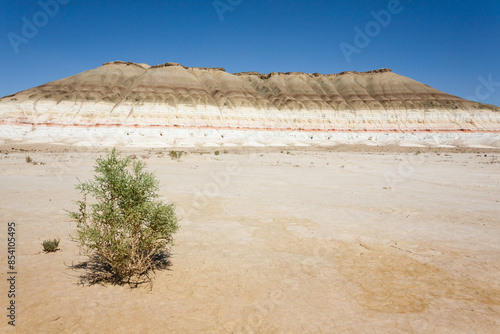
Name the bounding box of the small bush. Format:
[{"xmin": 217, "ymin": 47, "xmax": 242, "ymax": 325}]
[
  {"xmin": 25, "ymin": 155, "xmax": 32, "ymax": 163},
  {"xmin": 169, "ymin": 151, "xmax": 183, "ymax": 160},
  {"xmin": 214, "ymin": 150, "xmax": 220, "ymax": 155},
  {"xmin": 42, "ymin": 239, "xmax": 60, "ymax": 252},
  {"xmin": 68, "ymin": 149, "xmax": 179, "ymax": 284}
]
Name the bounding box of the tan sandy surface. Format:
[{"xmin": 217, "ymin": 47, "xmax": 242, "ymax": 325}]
[{"xmin": 1, "ymin": 146, "xmax": 499, "ymax": 333}]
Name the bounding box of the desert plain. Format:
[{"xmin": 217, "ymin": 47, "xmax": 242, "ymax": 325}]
[{"xmin": 0, "ymin": 144, "xmax": 499, "ymax": 333}]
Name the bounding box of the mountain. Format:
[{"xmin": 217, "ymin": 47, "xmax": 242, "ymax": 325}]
[{"xmin": 0, "ymin": 61, "xmax": 499, "ymax": 147}]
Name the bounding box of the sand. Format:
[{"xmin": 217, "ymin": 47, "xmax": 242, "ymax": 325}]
[{"xmin": 1, "ymin": 146, "xmax": 499, "ymax": 333}]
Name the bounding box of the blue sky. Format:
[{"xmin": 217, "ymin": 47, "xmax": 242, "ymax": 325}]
[{"xmin": 1, "ymin": 0, "xmax": 499, "ymax": 106}]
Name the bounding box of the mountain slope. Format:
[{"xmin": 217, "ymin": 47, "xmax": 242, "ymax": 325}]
[
  {"xmin": 1, "ymin": 61, "xmax": 498, "ymax": 132},
  {"xmin": 0, "ymin": 61, "xmax": 499, "ymax": 148}
]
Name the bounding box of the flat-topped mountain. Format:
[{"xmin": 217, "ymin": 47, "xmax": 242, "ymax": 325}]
[{"xmin": 0, "ymin": 61, "xmax": 499, "ymax": 148}]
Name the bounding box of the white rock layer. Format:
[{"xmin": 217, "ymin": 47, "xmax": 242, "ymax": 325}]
[{"xmin": 0, "ymin": 61, "xmax": 499, "ymax": 147}]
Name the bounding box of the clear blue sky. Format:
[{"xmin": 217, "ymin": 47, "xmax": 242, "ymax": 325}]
[{"xmin": 1, "ymin": 0, "xmax": 499, "ymax": 106}]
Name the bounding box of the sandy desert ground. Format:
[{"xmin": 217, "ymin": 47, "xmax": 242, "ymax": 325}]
[{"xmin": 1, "ymin": 145, "xmax": 499, "ymax": 333}]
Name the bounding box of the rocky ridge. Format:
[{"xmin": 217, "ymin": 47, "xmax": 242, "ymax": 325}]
[{"xmin": 0, "ymin": 61, "xmax": 499, "ymax": 147}]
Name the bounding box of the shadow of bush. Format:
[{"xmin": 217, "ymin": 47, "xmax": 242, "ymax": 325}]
[{"xmin": 68, "ymin": 251, "xmax": 172, "ymax": 288}]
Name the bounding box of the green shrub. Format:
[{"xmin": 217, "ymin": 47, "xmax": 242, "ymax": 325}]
[
  {"xmin": 42, "ymin": 239, "xmax": 60, "ymax": 252},
  {"xmin": 214, "ymin": 150, "xmax": 220, "ymax": 155},
  {"xmin": 68, "ymin": 149, "xmax": 179, "ymax": 283},
  {"xmin": 169, "ymin": 151, "xmax": 183, "ymax": 160},
  {"xmin": 26, "ymin": 155, "xmax": 32, "ymax": 163}
]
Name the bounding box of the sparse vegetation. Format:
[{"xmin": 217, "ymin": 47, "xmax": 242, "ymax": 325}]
[
  {"xmin": 68, "ymin": 149, "xmax": 179, "ymax": 284},
  {"xmin": 42, "ymin": 239, "xmax": 60, "ymax": 253},
  {"xmin": 169, "ymin": 151, "xmax": 183, "ymax": 160},
  {"xmin": 214, "ymin": 150, "xmax": 220, "ymax": 155},
  {"xmin": 25, "ymin": 155, "xmax": 44, "ymax": 165}
]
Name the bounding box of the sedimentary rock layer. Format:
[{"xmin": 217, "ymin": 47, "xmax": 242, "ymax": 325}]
[{"xmin": 0, "ymin": 61, "xmax": 499, "ymax": 147}]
